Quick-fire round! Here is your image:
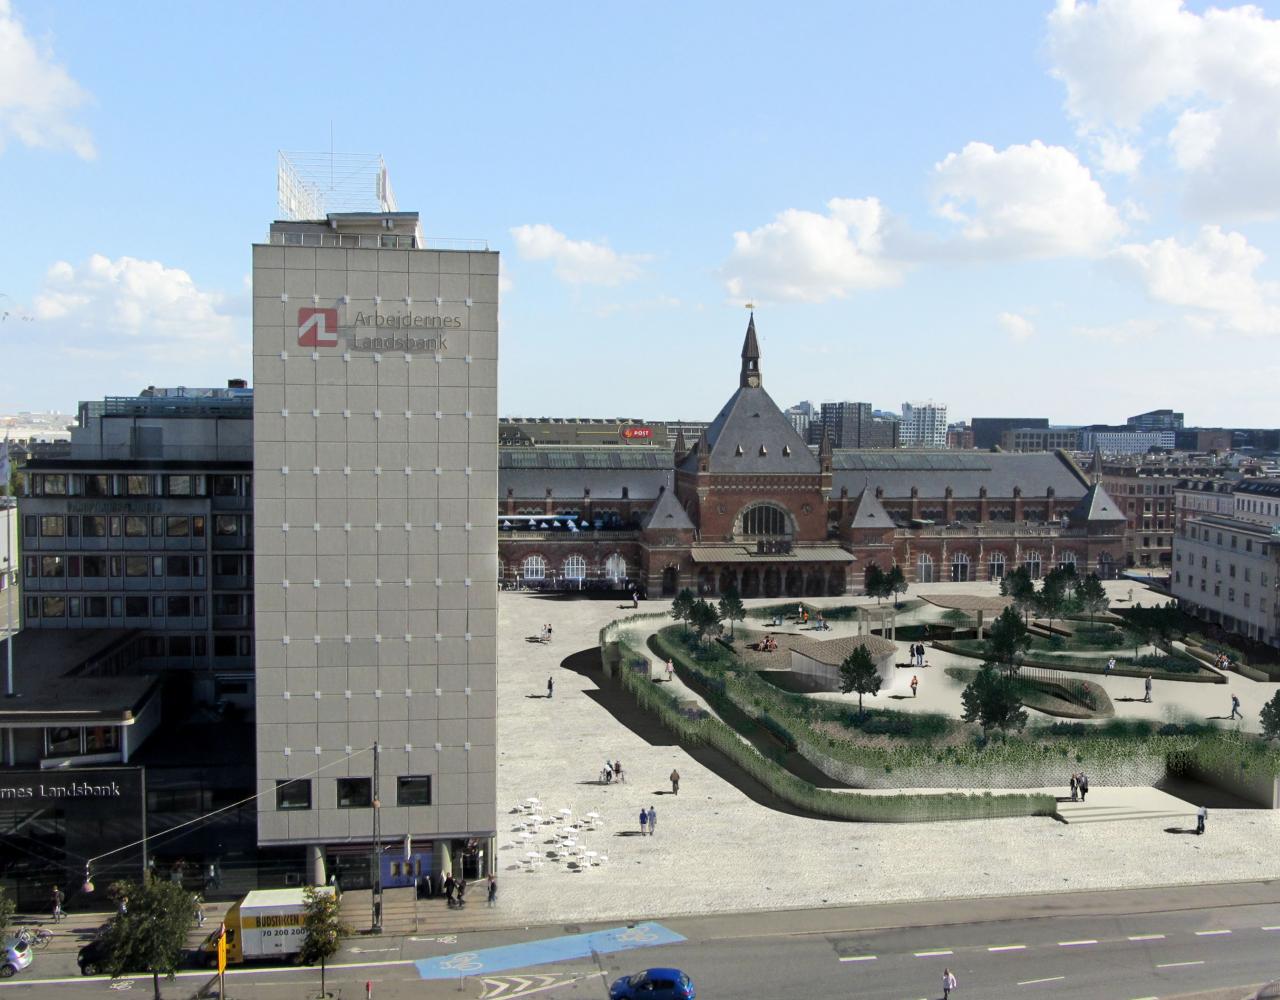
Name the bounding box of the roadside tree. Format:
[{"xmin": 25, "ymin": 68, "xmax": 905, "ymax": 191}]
[
  {"xmin": 960, "ymin": 664, "xmax": 1028, "ymax": 738},
  {"xmin": 299, "ymin": 886, "xmax": 348, "ymax": 998},
  {"xmin": 671, "ymin": 588, "xmax": 695, "ymax": 636},
  {"xmin": 98, "ymin": 878, "xmax": 195, "ymax": 999},
  {"xmin": 887, "ymin": 564, "xmax": 908, "ymax": 607}
]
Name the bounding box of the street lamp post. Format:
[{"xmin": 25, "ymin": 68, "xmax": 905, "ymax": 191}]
[{"xmin": 369, "ymin": 743, "xmax": 382, "ymax": 933}]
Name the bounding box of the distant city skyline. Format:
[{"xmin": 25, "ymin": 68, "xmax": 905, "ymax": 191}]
[{"xmin": 1, "ymin": 0, "xmax": 1278, "ymax": 422}]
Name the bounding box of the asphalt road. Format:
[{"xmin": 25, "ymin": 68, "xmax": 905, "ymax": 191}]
[{"xmin": 5, "ymin": 882, "xmax": 1280, "ymax": 1000}]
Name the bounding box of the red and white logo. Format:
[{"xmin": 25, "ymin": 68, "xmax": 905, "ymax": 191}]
[{"xmin": 297, "ymin": 307, "xmax": 339, "ymax": 348}]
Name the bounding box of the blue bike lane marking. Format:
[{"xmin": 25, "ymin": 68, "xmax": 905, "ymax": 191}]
[{"xmin": 414, "ymin": 921, "xmax": 685, "ymax": 979}]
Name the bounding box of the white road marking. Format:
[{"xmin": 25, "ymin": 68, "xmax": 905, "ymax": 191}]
[
  {"xmin": 348, "ymin": 946, "xmax": 398, "ymax": 953},
  {"xmin": 1195, "ymin": 929, "xmax": 1231, "ymax": 936},
  {"xmin": 988, "ymin": 944, "xmax": 1027, "ymax": 952},
  {"xmin": 1128, "ymin": 934, "xmax": 1165, "ymax": 941},
  {"xmin": 1018, "ymin": 976, "xmax": 1065, "ymax": 985},
  {"xmin": 1263, "ymin": 926, "xmax": 1280, "ymax": 931},
  {"xmin": 1157, "ymin": 960, "xmax": 1205, "ymax": 969},
  {"xmin": 914, "ymin": 949, "xmax": 954, "ymax": 957},
  {"xmin": 838, "ymin": 955, "xmax": 878, "ymax": 963},
  {"xmin": 1058, "ymin": 939, "xmax": 1097, "ymax": 947}
]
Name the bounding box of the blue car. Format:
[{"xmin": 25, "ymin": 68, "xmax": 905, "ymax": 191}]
[{"xmin": 609, "ymin": 967, "xmax": 695, "ymax": 1000}]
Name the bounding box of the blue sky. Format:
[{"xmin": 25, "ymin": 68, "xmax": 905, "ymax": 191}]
[{"xmin": 1, "ymin": 0, "xmax": 1278, "ymax": 426}]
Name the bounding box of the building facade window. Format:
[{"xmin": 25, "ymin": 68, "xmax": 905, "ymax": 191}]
[
  {"xmin": 987, "ymin": 553, "xmax": 1006, "ymax": 580},
  {"xmin": 563, "ymin": 554, "xmax": 587, "ymax": 581},
  {"xmin": 396, "ymin": 776, "xmax": 432, "ymax": 806},
  {"xmin": 916, "ymin": 553, "xmax": 934, "ymax": 583},
  {"xmin": 950, "ymin": 552, "xmax": 970, "ymax": 582},
  {"xmin": 739, "ymin": 503, "xmax": 790, "ymax": 537},
  {"xmin": 336, "ymin": 777, "xmax": 372, "ymax": 808},
  {"xmin": 604, "ymin": 552, "xmax": 627, "ymax": 582},
  {"xmin": 521, "ymin": 554, "xmax": 547, "ymax": 580},
  {"xmin": 276, "ymin": 779, "xmax": 312, "ymax": 810}
]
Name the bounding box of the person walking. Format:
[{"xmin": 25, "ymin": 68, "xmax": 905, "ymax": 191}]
[
  {"xmin": 666, "ymin": 659, "xmax": 674, "ymax": 683},
  {"xmin": 456, "ymin": 877, "xmax": 467, "ymax": 908},
  {"xmin": 647, "ymin": 805, "xmax": 657, "ymax": 835},
  {"xmin": 910, "ymin": 675, "xmax": 919, "ymax": 698},
  {"xmin": 1230, "ymin": 694, "xmax": 1242, "ymax": 720},
  {"xmin": 632, "ymin": 591, "xmax": 639, "ymax": 609},
  {"xmin": 1197, "ymin": 804, "xmax": 1208, "ymax": 835},
  {"xmin": 614, "ymin": 760, "xmax": 624, "ymax": 783},
  {"xmin": 1070, "ymin": 773, "xmax": 1078, "ymax": 802},
  {"xmin": 51, "ymin": 885, "xmax": 65, "ymax": 923},
  {"xmin": 1079, "ymin": 771, "xmax": 1089, "ymax": 801},
  {"xmin": 1106, "ymin": 656, "xmax": 1115, "ymax": 677},
  {"xmin": 547, "ymin": 676, "xmax": 554, "ymax": 699},
  {"xmin": 1144, "ymin": 673, "xmax": 1153, "ymax": 703},
  {"xmin": 444, "ymin": 873, "xmax": 456, "ymax": 908},
  {"xmin": 670, "ymin": 769, "xmax": 680, "ymax": 795},
  {"xmin": 487, "ymin": 875, "xmax": 497, "ymax": 907},
  {"xmin": 942, "ymin": 967, "xmax": 958, "ymax": 999},
  {"xmin": 639, "ymin": 808, "xmax": 648, "ymax": 836}
]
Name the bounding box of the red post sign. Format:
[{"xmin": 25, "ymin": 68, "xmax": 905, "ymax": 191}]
[{"xmin": 621, "ymin": 426, "xmax": 653, "ymax": 440}]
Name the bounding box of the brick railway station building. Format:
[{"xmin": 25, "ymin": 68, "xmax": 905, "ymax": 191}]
[{"xmin": 497, "ymin": 318, "xmax": 1127, "ymax": 598}]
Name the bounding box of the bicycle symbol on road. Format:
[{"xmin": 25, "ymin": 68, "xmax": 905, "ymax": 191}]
[
  {"xmin": 108, "ymin": 981, "xmax": 134, "ymax": 991},
  {"xmin": 615, "ymin": 926, "xmax": 658, "ymax": 944},
  {"xmin": 438, "ymin": 952, "xmax": 483, "ymax": 973}
]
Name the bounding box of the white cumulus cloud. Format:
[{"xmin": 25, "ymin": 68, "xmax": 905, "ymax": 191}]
[
  {"xmin": 0, "ymin": 0, "xmax": 94, "ymax": 158},
  {"xmin": 722, "ymin": 197, "xmax": 903, "ymax": 304},
  {"xmin": 932, "ymin": 140, "xmax": 1123, "ymax": 258},
  {"xmin": 32, "ymin": 254, "xmax": 247, "ymax": 366},
  {"xmin": 1048, "ymin": 0, "xmax": 1280, "ymax": 218},
  {"xmin": 1107, "ymin": 225, "xmax": 1280, "ymax": 334},
  {"xmin": 509, "ymin": 224, "xmax": 646, "ymax": 285},
  {"xmin": 998, "ymin": 311, "xmax": 1036, "ymax": 342}
]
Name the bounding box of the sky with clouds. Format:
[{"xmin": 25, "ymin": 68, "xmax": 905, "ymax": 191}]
[{"xmin": 0, "ymin": 0, "xmax": 1278, "ymax": 426}]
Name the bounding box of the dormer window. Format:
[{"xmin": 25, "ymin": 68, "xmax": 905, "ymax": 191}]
[
  {"xmin": 735, "ymin": 444, "xmax": 743, "ymax": 456},
  {"xmin": 783, "ymin": 445, "xmax": 791, "ymax": 457},
  {"xmin": 759, "ymin": 445, "xmax": 768, "ymax": 456}
]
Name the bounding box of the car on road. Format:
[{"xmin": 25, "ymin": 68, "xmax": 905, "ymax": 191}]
[
  {"xmin": 77, "ymin": 937, "xmax": 110, "ymax": 976},
  {"xmin": 608, "ymin": 967, "xmax": 695, "ymax": 1000},
  {"xmin": 0, "ymin": 938, "xmax": 33, "ymax": 978}
]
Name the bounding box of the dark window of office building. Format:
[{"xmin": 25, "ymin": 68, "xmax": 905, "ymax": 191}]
[
  {"xmin": 336, "ymin": 778, "xmax": 372, "ymax": 808},
  {"xmin": 125, "ymin": 516, "xmax": 148, "ymax": 537},
  {"xmin": 124, "ymin": 596, "xmax": 148, "ymax": 618},
  {"xmin": 397, "ymin": 776, "xmax": 432, "ymax": 806},
  {"xmin": 40, "ymin": 516, "xmax": 64, "ymax": 537},
  {"xmin": 276, "ymin": 779, "xmax": 312, "ymax": 811}
]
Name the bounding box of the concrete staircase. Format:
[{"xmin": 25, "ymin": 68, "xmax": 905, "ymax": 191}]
[
  {"xmin": 337, "ymin": 886, "xmax": 506, "ymax": 938},
  {"xmin": 1056, "ymin": 786, "xmax": 1197, "ymax": 826}
]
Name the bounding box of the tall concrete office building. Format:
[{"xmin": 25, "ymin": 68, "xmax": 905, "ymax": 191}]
[{"xmin": 251, "ymin": 207, "xmax": 498, "ymax": 887}]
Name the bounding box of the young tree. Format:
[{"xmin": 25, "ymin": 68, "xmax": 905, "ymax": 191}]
[
  {"xmin": 887, "ymin": 564, "xmax": 908, "ymax": 608},
  {"xmin": 1125, "ymin": 621, "xmax": 1155, "ymax": 660},
  {"xmin": 717, "ymin": 587, "xmax": 746, "ymax": 638},
  {"xmin": 1078, "ymin": 573, "xmax": 1109, "ymax": 624},
  {"xmin": 863, "ymin": 563, "xmax": 887, "ymax": 605},
  {"xmin": 0, "ymin": 886, "xmax": 13, "ymax": 941},
  {"xmin": 670, "ymin": 588, "xmax": 695, "ymax": 636},
  {"xmin": 1035, "ymin": 571, "xmax": 1068, "ymax": 632},
  {"xmin": 690, "ymin": 599, "xmax": 723, "ymax": 645},
  {"xmin": 1261, "ymin": 691, "xmax": 1280, "ymax": 741},
  {"xmin": 960, "ymin": 664, "xmax": 1028, "ymax": 738},
  {"xmin": 1002, "ymin": 566, "xmax": 1036, "ymax": 624},
  {"xmin": 838, "ymin": 645, "xmax": 883, "ymax": 719},
  {"xmin": 98, "ymin": 878, "xmax": 195, "ymax": 1000},
  {"xmin": 986, "ymin": 605, "xmax": 1030, "ymax": 674},
  {"xmin": 299, "ymin": 886, "xmax": 347, "ymax": 998}
]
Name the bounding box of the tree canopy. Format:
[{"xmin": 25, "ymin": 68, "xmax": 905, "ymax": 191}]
[
  {"xmin": 1261, "ymin": 691, "xmax": 1280, "ymax": 741},
  {"xmin": 838, "ymin": 645, "xmax": 882, "ymax": 718},
  {"xmin": 98, "ymin": 878, "xmax": 195, "ymax": 999},
  {"xmin": 689, "ymin": 599, "xmax": 723, "ymax": 644},
  {"xmin": 1078, "ymin": 573, "xmax": 1110, "ymax": 623},
  {"xmin": 717, "ymin": 588, "xmax": 746, "ymax": 637},
  {"xmin": 960, "ymin": 664, "xmax": 1028, "ymax": 737},
  {"xmin": 299, "ymin": 886, "xmax": 347, "ymax": 997},
  {"xmin": 864, "ymin": 564, "xmax": 890, "ymax": 604},
  {"xmin": 986, "ymin": 605, "xmax": 1031, "ymax": 673},
  {"xmin": 670, "ymin": 588, "xmax": 695, "ymax": 634},
  {"xmin": 887, "ymin": 564, "xmax": 908, "ymax": 606}
]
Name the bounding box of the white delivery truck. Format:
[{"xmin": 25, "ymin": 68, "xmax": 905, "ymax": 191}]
[{"xmin": 202, "ymin": 887, "xmax": 336, "ymax": 964}]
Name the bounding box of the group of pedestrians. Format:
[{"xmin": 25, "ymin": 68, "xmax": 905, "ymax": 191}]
[
  {"xmin": 601, "ymin": 759, "xmax": 626, "ymax": 784},
  {"xmin": 908, "ymin": 642, "xmax": 928, "ymax": 668},
  {"xmin": 418, "ymin": 872, "xmax": 499, "ymax": 908},
  {"xmin": 539, "ymin": 624, "xmax": 554, "ymax": 643},
  {"xmin": 1069, "ymin": 771, "xmax": 1090, "ymax": 802},
  {"xmin": 638, "ymin": 805, "xmax": 658, "ymax": 835}
]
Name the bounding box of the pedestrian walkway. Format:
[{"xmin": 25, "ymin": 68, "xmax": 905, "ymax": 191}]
[{"xmin": 1053, "ymin": 786, "xmax": 1196, "ymax": 826}]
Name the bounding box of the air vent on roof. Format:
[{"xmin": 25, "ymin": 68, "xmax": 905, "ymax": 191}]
[
  {"xmin": 735, "ymin": 444, "xmax": 743, "ymax": 456},
  {"xmin": 783, "ymin": 445, "xmax": 791, "ymax": 457},
  {"xmin": 759, "ymin": 445, "xmax": 767, "ymax": 456}
]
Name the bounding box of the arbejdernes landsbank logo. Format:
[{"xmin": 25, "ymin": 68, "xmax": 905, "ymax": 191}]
[{"xmin": 296, "ymin": 307, "xmax": 459, "ymax": 352}]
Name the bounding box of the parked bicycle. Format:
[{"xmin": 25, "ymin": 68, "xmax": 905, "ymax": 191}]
[{"xmin": 16, "ymin": 927, "xmax": 53, "ymax": 950}]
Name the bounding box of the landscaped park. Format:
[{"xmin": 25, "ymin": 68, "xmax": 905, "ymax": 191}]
[{"xmin": 599, "ymin": 567, "xmax": 1280, "ymax": 819}]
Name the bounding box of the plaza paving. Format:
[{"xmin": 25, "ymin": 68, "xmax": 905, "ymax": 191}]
[{"xmin": 491, "ymin": 583, "xmax": 1280, "ymax": 927}]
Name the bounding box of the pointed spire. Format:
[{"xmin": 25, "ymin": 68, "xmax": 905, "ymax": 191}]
[
  {"xmin": 818, "ymin": 428, "xmax": 832, "ymax": 472},
  {"xmin": 1089, "ymin": 445, "xmax": 1104, "ymax": 483},
  {"xmin": 674, "ymin": 425, "xmax": 688, "ymax": 459},
  {"xmin": 740, "ymin": 312, "xmax": 762, "ymax": 388}
]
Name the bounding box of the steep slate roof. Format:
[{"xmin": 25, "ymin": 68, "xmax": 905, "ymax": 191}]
[
  {"xmin": 831, "ymin": 450, "xmax": 1088, "ymax": 500},
  {"xmin": 499, "ymin": 446, "xmax": 671, "ymax": 500},
  {"xmin": 643, "ymin": 486, "xmax": 695, "ymax": 531},
  {"xmin": 678, "ymin": 386, "xmax": 820, "ymax": 475},
  {"xmin": 1067, "ymin": 482, "xmax": 1127, "ymax": 523},
  {"xmin": 849, "ymin": 484, "xmax": 892, "ymax": 528}
]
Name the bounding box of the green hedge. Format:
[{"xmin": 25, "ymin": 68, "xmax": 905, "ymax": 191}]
[{"xmin": 936, "ymin": 638, "xmax": 1222, "ymax": 683}]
